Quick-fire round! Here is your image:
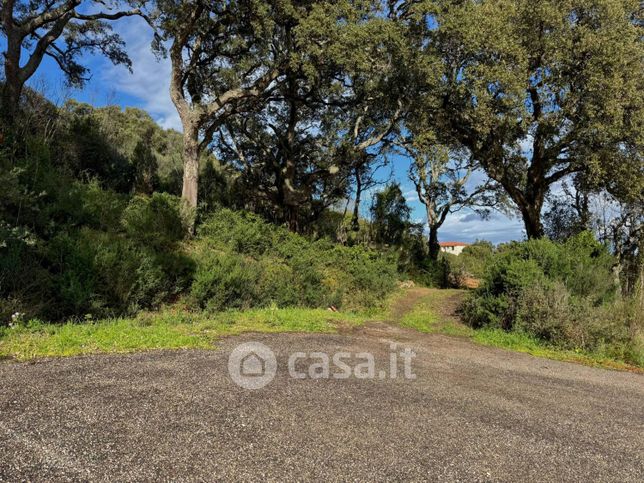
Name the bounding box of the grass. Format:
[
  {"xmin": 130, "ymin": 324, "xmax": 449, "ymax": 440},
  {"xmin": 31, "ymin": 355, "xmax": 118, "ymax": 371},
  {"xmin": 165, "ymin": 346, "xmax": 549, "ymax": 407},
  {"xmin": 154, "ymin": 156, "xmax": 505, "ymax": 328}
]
[
  {"xmin": 470, "ymin": 329, "xmax": 643, "ymax": 372},
  {"xmin": 395, "ymin": 290, "xmax": 642, "ymax": 372},
  {"xmin": 0, "ymin": 306, "xmax": 376, "ymax": 361},
  {"xmin": 1, "ymin": 289, "xmax": 641, "ymax": 372}
]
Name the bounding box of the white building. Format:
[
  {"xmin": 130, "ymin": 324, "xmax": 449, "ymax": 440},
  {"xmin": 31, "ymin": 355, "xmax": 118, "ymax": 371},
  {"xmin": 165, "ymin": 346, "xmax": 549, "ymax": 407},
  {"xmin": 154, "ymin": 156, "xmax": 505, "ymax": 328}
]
[{"xmin": 439, "ymin": 242, "xmax": 469, "ymax": 256}]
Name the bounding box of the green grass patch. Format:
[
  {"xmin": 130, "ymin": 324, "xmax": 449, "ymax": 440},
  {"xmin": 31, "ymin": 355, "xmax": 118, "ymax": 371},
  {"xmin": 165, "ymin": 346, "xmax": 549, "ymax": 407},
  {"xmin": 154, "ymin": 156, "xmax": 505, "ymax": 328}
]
[
  {"xmin": 471, "ymin": 328, "xmax": 642, "ymax": 371},
  {"xmin": 398, "ymin": 302, "xmax": 440, "ymax": 332},
  {"xmin": 0, "ymin": 306, "xmax": 376, "ymax": 361},
  {"xmin": 396, "ymin": 289, "xmax": 470, "ymax": 336},
  {"xmin": 1, "ymin": 289, "xmax": 640, "ymax": 372},
  {"xmin": 392, "ymin": 290, "xmax": 642, "ymax": 372}
]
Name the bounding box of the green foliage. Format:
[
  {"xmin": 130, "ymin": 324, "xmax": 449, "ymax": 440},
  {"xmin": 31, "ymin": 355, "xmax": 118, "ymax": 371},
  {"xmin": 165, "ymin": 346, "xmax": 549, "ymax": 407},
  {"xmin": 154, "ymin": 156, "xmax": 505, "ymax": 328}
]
[
  {"xmin": 132, "ymin": 129, "xmax": 160, "ymax": 195},
  {"xmin": 191, "ymin": 209, "xmax": 398, "ymax": 311},
  {"xmin": 121, "ymin": 193, "xmax": 186, "ymax": 250},
  {"xmin": 428, "ymin": 0, "xmax": 644, "ymax": 237},
  {"xmin": 191, "ymin": 251, "xmax": 259, "ymax": 311},
  {"xmin": 460, "ymin": 232, "xmax": 642, "ymax": 365},
  {"xmin": 370, "ymin": 183, "xmax": 412, "ymax": 246},
  {"xmin": 0, "ymin": 134, "xmax": 193, "ymax": 322},
  {"xmin": 441, "ymin": 240, "xmax": 495, "ymax": 287},
  {"xmin": 45, "ymin": 229, "xmax": 194, "ymax": 319},
  {"xmin": 61, "ymin": 102, "xmax": 185, "ymax": 194}
]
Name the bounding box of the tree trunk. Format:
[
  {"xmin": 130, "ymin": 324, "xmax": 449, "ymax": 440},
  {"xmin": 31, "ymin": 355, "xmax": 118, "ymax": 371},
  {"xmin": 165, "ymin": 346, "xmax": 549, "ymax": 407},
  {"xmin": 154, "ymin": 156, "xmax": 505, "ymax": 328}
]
[
  {"xmin": 1, "ymin": 38, "xmax": 23, "ymax": 123},
  {"xmin": 520, "ymin": 202, "xmax": 545, "ymax": 239},
  {"xmin": 181, "ymin": 125, "xmax": 199, "ymax": 214},
  {"xmin": 428, "ymin": 225, "xmax": 441, "ymax": 261}
]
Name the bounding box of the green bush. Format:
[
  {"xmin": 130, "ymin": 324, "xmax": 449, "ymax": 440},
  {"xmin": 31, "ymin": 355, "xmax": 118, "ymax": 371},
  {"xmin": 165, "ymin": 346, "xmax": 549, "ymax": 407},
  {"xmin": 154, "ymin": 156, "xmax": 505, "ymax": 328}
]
[
  {"xmin": 513, "ymin": 281, "xmax": 642, "ymax": 364},
  {"xmin": 191, "ymin": 251, "xmax": 260, "ymax": 311},
  {"xmin": 46, "ymin": 228, "xmax": 193, "ymax": 318},
  {"xmin": 198, "ymin": 209, "xmax": 278, "ymax": 255},
  {"xmin": 256, "ymin": 259, "xmax": 300, "ymax": 307},
  {"xmin": 444, "ymin": 241, "xmax": 494, "ymax": 284},
  {"xmin": 191, "ymin": 209, "xmax": 398, "ymax": 311},
  {"xmin": 121, "ymin": 193, "xmax": 186, "ymax": 249},
  {"xmin": 57, "ymin": 181, "xmax": 128, "ymax": 231},
  {"xmin": 460, "ymin": 232, "xmax": 642, "ymax": 364}
]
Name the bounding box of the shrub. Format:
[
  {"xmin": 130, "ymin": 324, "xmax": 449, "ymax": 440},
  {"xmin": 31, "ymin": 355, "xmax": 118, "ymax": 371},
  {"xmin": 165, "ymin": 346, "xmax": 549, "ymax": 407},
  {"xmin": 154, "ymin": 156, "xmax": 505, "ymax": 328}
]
[
  {"xmin": 460, "ymin": 232, "xmax": 642, "ymax": 364},
  {"xmin": 198, "ymin": 209, "xmax": 277, "ymax": 255},
  {"xmin": 59, "ymin": 181, "xmax": 128, "ymax": 231},
  {"xmin": 256, "ymin": 259, "xmax": 300, "ymax": 307},
  {"xmin": 191, "ymin": 251, "xmax": 259, "ymax": 311},
  {"xmin": 121, "ymin": 193, "xmax": 186, "ymax": 249},
  {"xmin": 192, "ymin": 209, "xmax": 398, "ymax": 311},
  {"xmin": 46, "ymin": 228, "xmax": 193, "ymax": 318},
  {"xmin": 444, "ymin": 240, "xmax": 494, "ymax": 283}
]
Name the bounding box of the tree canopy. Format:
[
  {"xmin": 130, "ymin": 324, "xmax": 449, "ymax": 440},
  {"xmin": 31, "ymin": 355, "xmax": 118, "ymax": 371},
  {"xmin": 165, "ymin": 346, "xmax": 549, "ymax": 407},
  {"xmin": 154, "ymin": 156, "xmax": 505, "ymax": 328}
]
[{"xmin": 428, "ymin": 0, "xmax": 643, "ymax": 238}]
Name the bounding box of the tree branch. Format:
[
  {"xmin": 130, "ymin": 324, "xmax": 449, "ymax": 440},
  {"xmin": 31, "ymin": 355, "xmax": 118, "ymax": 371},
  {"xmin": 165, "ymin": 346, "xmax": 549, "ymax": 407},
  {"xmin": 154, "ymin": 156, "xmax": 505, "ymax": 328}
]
[
  {"xmin": 19, "ymin": 0, "xmax": 79, "ymax": 32},
  {"xmin": 18, "ymin": 12, "xmax": 72, "ymax": 82}
]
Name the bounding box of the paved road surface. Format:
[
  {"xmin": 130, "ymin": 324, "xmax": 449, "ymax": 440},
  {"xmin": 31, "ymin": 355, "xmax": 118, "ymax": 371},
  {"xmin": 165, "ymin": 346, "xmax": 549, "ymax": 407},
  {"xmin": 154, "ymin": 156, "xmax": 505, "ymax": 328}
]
[{"xmin": 1, "ymin": 325, "xmax": 643, "ymax": 481}]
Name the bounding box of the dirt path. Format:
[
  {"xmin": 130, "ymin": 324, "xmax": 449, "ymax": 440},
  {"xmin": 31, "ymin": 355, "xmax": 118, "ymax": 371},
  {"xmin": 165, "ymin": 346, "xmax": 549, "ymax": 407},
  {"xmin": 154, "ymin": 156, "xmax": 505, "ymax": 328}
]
[
  {"xmin": 1, "ymin": 305, "xmax": 642, "ymax": 481},
  {"xmin": 343, "ymin": 287, "xmax": 467, "ymax": 340},
  {"xmin": 388, "ymin": 287, "xmax": 439, "ymax": 320}
]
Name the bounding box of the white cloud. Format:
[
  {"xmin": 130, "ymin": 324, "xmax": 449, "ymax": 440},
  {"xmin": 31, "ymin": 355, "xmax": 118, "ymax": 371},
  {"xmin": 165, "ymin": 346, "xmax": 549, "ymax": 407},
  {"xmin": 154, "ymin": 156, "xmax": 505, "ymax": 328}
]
[
  {"xmin": 403, "ymin": 189, "xmax": 420, "ymax": 203},
  {"xmin": 438, "ymin": 210, "xmax": 525, "ymax": 244}
]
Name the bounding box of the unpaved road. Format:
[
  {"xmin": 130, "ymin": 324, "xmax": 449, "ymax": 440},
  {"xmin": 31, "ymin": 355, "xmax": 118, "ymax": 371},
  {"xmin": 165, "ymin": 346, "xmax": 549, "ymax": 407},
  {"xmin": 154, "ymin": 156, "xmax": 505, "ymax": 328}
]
[{"xmin": 1, "ymin": 325, "xmax": 643, "ymax": 481}]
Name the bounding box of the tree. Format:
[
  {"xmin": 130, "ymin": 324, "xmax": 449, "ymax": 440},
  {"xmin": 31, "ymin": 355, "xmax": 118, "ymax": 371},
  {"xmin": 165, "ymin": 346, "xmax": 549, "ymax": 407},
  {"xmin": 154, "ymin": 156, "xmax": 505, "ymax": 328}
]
[
  {"xmin": 215, "ymin": 0, "xmax": 403, "ymax": 231},
  {"xmin": 0, "ymin": 0, "xmax": 149, "ymax": 118},
  {"xmin": 309, "ymin": 0, "xmax": 433, "ymax": 233},
  {"xmin": 370, "ymin": 183, "xmax": 411, "ymax": 246},
  {"xmin": 432, "ymin": 0, "xmax": 643, "ymax": 238},
  {"xmin": 402, "ymin": 139, "xmax": 495, "ymax": 260},
  {"xmin": 216, "ymin": 57, "xmax": 350, "ymax": 231},
  {"xmin": 155, "ymin": 0, "xmax": 281, "ymax": 217},
  {"xmin": 607, "ymin": 201, "xmax": 643, "ymax": 298}
]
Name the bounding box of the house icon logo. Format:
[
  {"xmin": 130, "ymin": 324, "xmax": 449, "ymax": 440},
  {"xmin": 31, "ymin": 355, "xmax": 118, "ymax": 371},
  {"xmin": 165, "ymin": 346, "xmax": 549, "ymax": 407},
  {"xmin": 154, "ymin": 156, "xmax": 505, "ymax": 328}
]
[
  {"xmin": 228, "ymin": 342, "xmax": 277, "ymax": 389},
  {"xmin": 240, "ymin": 351, "xmax": 265, "ymax": 377}
]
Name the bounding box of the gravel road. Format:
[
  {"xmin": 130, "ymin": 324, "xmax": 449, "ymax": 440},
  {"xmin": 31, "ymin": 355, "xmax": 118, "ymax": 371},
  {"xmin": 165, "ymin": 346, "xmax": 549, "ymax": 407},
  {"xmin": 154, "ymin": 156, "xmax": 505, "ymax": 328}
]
[{"xmin": 1, "ymin": 324, "xmax": 643, "ymax": 481}]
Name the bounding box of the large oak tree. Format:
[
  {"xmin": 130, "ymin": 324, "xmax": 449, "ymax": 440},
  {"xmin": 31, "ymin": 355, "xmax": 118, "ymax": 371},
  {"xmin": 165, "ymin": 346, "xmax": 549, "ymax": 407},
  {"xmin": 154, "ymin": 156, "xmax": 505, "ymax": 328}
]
[
  {"xmin": 431, "ymin": 0, "xmax": 643, "ymax": 238},
  {"xmin": 215, "ymin": 1, "xmax": 411, "ymax": 231},
  {"xmin": 155, "ymin": 0, "xmax": 282, "ymax": 216}
]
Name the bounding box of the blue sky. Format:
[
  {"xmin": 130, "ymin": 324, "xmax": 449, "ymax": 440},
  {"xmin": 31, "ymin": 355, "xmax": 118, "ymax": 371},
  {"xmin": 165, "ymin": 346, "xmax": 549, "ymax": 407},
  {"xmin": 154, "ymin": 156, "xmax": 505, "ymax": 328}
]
[{"xmin": 14, "ymin": 16, "xmax": 526, "ymax": 244}]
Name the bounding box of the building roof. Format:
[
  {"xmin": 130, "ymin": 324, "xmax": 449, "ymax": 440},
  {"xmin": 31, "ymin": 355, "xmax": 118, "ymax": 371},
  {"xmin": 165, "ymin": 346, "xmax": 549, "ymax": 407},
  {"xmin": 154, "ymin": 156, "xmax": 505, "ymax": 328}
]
[{"xmin": 439, "ymin": 241, "xmax": 470, "ymax": 247}]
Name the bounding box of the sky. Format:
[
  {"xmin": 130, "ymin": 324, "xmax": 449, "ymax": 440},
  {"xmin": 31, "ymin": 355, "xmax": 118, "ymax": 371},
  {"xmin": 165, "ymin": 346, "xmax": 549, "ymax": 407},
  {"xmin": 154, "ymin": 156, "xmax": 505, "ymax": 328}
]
[{"xmin": 14, "ymin": 16, "xmax": 526, "ymax": 245}]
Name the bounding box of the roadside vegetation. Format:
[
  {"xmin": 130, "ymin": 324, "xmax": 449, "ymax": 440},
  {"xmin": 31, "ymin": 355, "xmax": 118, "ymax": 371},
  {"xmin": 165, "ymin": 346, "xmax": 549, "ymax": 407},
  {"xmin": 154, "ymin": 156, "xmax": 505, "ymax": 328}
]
[
  {"xmin": 397, "ymin": 290, "xmax": 642, "ymax": 371},
  {"xmin": 2, "ymin": 287, "xmax": 641, "ymax": 372},
  {"xmin": 1, "ymin": 1, "xmax": 642, "ymax": 370},
  {"xmin": 460, "ymin": 234, "xmax": 643, "ymax": 367}
]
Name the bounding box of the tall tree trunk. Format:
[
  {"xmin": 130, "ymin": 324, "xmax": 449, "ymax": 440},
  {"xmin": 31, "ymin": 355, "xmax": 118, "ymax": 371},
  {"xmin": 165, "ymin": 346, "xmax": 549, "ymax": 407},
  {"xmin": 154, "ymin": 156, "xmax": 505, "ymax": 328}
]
[
  {"xmin": 282, "ymin": 159, "xmax": 299, "ymax": 232},
  {"xmin": 281, "ymin": 71, "xmax": 299, "ymax": 232},
  {"xmin": 500, "ymin": 174, "xmax": 546, "ymax": 239},
  {"xmin": 2, "ymin": 35, "xmax": 24, "ymax": 123},
  {"xmin": 520, "ymin": 201, "xmax": 545, "ymax": 239},
  {"xmin": 181, "ymin": 124, "xmax": 200, "ymax": 235},
  {"xmin": 428, "ymin": 225, "xmax": 440, "ymax": 261}
]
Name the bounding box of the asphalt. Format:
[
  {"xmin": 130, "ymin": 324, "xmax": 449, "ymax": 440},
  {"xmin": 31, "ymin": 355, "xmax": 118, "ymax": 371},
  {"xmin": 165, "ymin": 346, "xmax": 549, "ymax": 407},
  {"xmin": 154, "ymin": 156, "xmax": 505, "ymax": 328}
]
[{"xmin": 1, "ymin": 324, "xmax": 643, "ymax": 482}]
